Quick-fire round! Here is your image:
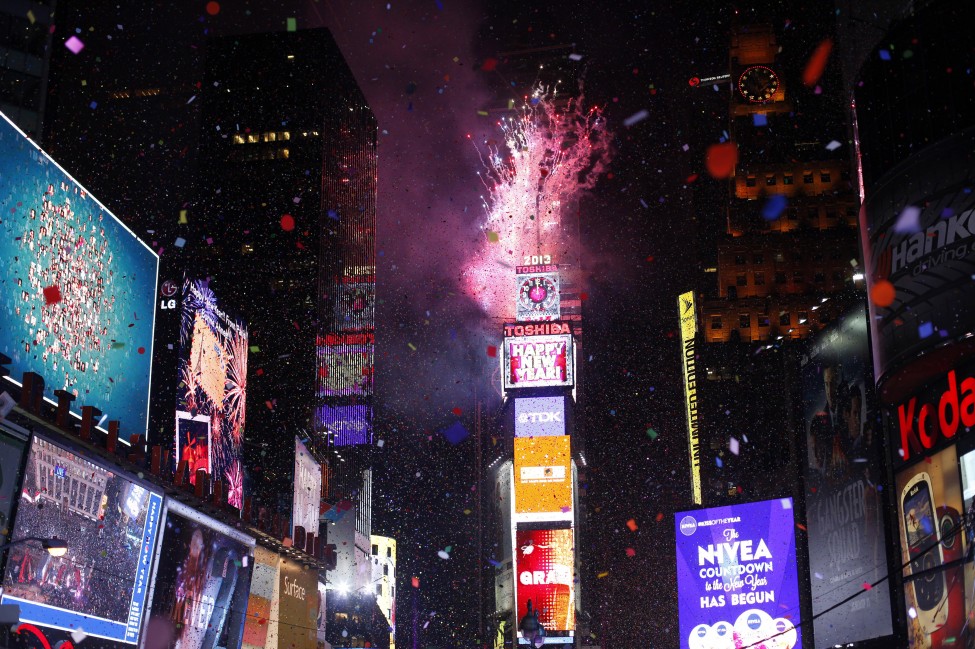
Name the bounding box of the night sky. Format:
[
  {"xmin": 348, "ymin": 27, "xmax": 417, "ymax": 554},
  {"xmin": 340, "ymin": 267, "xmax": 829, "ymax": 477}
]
[{"xmin": 37, "ymin": 1, "xmax": 849, "ymax": 647}]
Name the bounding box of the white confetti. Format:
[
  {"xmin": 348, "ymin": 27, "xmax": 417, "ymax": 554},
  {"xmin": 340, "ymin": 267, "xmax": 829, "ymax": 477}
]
[
  {"xmin": 623, "ymin": 109, "xmax": 649, "ymax": 127},
  {"xmin": 894, "ymin": 205, "xmax": 922, "ymax": 233},
  {"xmin": 71, "ymin": 629, "xmax": 88, "ymax": 644},
  {"xmin": 568, "ymin": 53, "xmax": 583, "ymax": 61},
  {"xmin": 729, "ymin": 437, "xmax": 740, "ymax": 455},
  {"xmin": 437, "ymin": 550, "xmax": 450, "ymax": 560},
  {"xmin": 825, "ymin": 140, "xmax": 841, "ymax": 151}
]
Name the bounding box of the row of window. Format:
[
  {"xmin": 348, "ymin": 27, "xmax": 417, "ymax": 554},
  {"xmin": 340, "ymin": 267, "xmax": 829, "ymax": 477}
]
[
  {"xmin": 231, "ymin": 130, "xmax": 321, "ymax": 145},
  {"xmin": 733, "ymin": 269, "xmax": 846, "ymax": 286},
  {"xmin": 711, "ymin": 311, "xmax": 810, "ymax": 330},
  {"xmin": 744, "ymin": 170, "xmax": 850, "ymax": 187},
  {"xmin": 732, "ymin": 248, "xmax": 847, "ymax": 265}
]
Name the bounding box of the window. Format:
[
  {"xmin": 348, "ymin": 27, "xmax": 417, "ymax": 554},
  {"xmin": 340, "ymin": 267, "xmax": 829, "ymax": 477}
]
[
  {"xmin": 788, "ymin": 209, "xmax": 799, "ymax": 221},
  {"xmin": 766, "ymin": 175, "xmax": 776, "ymax": 186},
  {"xmin": 735, "ymin": 254, "xmax": 746, "ymax": 265},
  {"xmin": 753, "ymin": 254, "xmax": 764, "ymax": 264},
  {"xmin": 813, "ymin": 251, "xmax": 825, "ymax": 262},
  {"xmin": 826, "ymin": 209, "xmax": 838, "ymax": 220},
  {"xmin": 832, "ymin": 270, "xmax": 845, "ymax": 281},
  {"xmin": 387, "ymin": 547, "xmax": 392, "ymax": 558},
  {"xmin": 372, "ymin": 544, "xmax": 379, "ymax": 556},
  {"xmin": 803, "ymin": 172, "xmax": 814, "ymax": 184},
  {"xmin": 783, "ymin": 174, "xmax": 794, "ymax": 185},
  {"xmin": 814, "ymin": 271, "xmax": 826, "ymax": 283},
  {"xmin": 758, "ymin": 315, "xmax": 770, "ymax": 327},
  {"xmin": 807, "ymin": 207, "xmax": 819, "ymax": 219},
  {"xmin": 841, "ymin": 170, "xmax": 851, "ymax": 182},
  {"xmin": 739, "ymin": 314, "xmax": 750, "ymax": 328},
  {"xmin": 775, "ymin": 271, "xmax": 787, "ymax": 284},
  {"xmin": 727, "ymin": 286, "xmax": 737, "ymax": 299},
  {"xmin": 798, "ymin": 311, "xmax": 809, "ymax": 324},
  {"xmin": 746, "ymin": 176, "xmax": 757, "ymax": 187},
  {"xmin": 376, "ymin": 584, "xmax": 383, "ymax": 595},
  {"xmin": 754, "ymin": 272, "xmax": 765, "ymax": 286},
  {"xmin": 711, "ymin": 316, "xmax": 723, "ymax": 330},
  {"xmin": 820, "ymin": 172, "xmax": 831, "ymax": 183},
  {"xmin": 792, "ymin": 270, "xmax": 804, "ymax": 284},
  {"xmin": 383, "ymin": 564, "xmax": 389, "ymax": 576},
  {"xmin": 736, "ymin": 274, "xmax": 747, "ymax": 287},
  {"xmin": 779, "ymin": 312, "xmax": 791, "ymax": 326}
]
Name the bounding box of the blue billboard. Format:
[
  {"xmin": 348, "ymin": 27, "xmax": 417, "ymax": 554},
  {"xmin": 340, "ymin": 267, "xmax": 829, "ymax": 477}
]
[
  {"xmin": 317, "ymin": 404, "xmax": 372, "ymax": 446},
  {"xmin": 675, "ymin": 498, "xmax": 802, "ymax": 649},
  {"xmin": 0, "ymin": 111, "xmax": 157, "ymax": 435}
]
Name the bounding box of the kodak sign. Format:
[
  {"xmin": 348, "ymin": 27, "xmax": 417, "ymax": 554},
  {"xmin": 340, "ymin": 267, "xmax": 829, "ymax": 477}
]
[{"xmin": 894, "ymin": 366, "xmax": 975, "ymax": 464}]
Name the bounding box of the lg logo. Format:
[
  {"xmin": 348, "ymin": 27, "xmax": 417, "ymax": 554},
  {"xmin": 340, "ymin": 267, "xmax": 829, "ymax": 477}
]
[
  {"xmin": 160, "ymin": 299, "xmax": 177, "ymax": 310},
  {"xmin": 517, "ymin": 412, "xmax": 563, "ymax": 424}
]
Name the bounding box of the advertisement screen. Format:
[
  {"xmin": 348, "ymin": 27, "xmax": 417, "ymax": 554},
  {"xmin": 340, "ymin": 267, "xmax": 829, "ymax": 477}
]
[
  {"xmin": 0, "ymin": 429, "xmax": 27, "ymax": 546},
  {"xmin": 896, "ymin": 445, "xmax": 968, "ymax": 649},
  {"xmin": 293, "ymin": 437, "xmax": 322, "ymax": 537},
  {"xmin": 333, "ymin": 282, "xmax": 375, "ymax": 331},
  {"xmin": 0, "ymin": 112, "xmax": 158, "ymax": 434},
  {"xmin": 277, "ymin": 559, "xmax": 319, "ymax": 649},
  {"xmin": 678, "ymin": 290, "xmax": 701, "ymax": 505},
  {"xmin": 177, "ymin": 278, "xmax": 247, "ymax": 508},
  {"xmin": 516, "ymin": 271, "xmax": 560, "ymax": 322},
  {"xmin": 513, "ymin": 436, "xmax": 572, "ymax": 521},
  {"xmin": 515, "ymin": 528, "xmax": 575, "ymax": 632},
  {"xmin": 674, "ymin": 498, "xmax": 802, "ymax": 649},
  {"xmin": 316, "ymin": 404, "xmax": 372, "ymax": 446},
  {"xmin": 1, "ymin": 436, "xmax": 162, "ymax": 644},
  {"xmin": 317, "ymin": 345, "xmax": 373, "ymax": 397},
  {"xmin": 800, "ymin": 306, "xmax": 892, "ymax": 645},
  {"xmin": 514, "ymin": 397, "xmax": 565, "ymax": 438},
  {"xmin": 242, "ymin": 546, "xmax": 278, "ymax": 649},
  {"xmin": 503, "ymin": 334, "xmax": 574, "ymax": 390},
  {"xmin": 144, "ymin": 499, "xmax": 255, "ymax": 649}
]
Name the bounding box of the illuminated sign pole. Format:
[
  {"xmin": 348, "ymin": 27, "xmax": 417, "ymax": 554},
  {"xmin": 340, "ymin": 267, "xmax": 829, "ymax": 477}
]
[{"xmin": 678, "ymin": 291, "xmax": 702, "ymax": 505}]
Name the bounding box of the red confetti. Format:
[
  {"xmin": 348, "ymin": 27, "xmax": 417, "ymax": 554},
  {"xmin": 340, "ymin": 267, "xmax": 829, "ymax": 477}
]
[
  {"xmin": 318, "ymin": 367, "xmax": 327, "ymax": 378},
  {"xmin": 803, "ymin": 39, "xmax": 833, "ymax": 87},
  {"xmin": 705, "ymin": 142, "xmax": 738, "ymax": 179},
  {"xmin": 280, "ymin": 214, "xmax": 295, "ymax": 231},
  {"xmin": 862, "ymin": 582, "xmax": 873, "ymax": 590},
  {"xmin": 486, "ymin": 345, "xmax": 497, "ymax": 357},
  {"xmin": 452, "ymin": 407, "xmax": 462, "ymax": 416},
  {"xmin": 870, "ymin": 280, "xmax": 896, "ymax": 307},
  {"xmin": 481, "ymin": 58, "xmax": 498, "ymax": 72},
  {"xmin": 256, "ymin": 368, "xmax": 264, "ymax": 376},
  {"xmin": 137, "ymin": 347, "xmax": 145, "ymax": 354},
  {"xmin": 626, "ymin": 519, "xmax": 638, "ymax": 531},
  {"xmin": 796, "ymin": 523, "xmax": 807, "ymax": 531},
  {"xmin": 655, "ymin": 512, "xmax": 664, "ymax": 522},
  {"xmin": 411, "ymin": 576, "xmax": 420, "ymax": 588},
  {"xmin": 206, "ymin": 2, "xmax": 220, "ymax": 15},
  {"xmin": 579, "ymin": 292, "xmax": 589, "ymax": 301},
  {"xmin": 43, "ymin": 285, "xmax": 62, "ymax": 305},
  {"xmin": 625, "ymin": 548, "xmax": 636, "ymax": 557},
  {"xmin": 265, "ymin": 400, "xmax": 274, "ymax": 410},
  {"xmin": 685, "ymin": 173, "xmax": 699, "ymax": 184}
]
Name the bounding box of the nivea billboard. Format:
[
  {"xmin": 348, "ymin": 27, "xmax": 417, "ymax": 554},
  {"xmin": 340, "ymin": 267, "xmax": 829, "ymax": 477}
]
[{"xmin": 675, "ymin": 498, "xmax": 802, "ymax": 649}]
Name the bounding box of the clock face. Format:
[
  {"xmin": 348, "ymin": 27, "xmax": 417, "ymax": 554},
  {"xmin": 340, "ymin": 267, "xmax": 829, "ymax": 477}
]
[
  {"xmin": 518, "ymin": 275, "xmax": 559, "ymax": 315},
  {"xmin": 737, "ymin": 65, "xmax": 779, "ymax": 103}
]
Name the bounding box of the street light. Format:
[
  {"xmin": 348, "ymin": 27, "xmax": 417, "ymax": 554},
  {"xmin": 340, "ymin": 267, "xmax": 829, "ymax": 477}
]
[
  {"xmin": 519, "ymin": 599, "xmax": 546, "ymax": 648},
  {"xmin": 0, "ymin": 537, "xmax": 68, "ymax": 557}
]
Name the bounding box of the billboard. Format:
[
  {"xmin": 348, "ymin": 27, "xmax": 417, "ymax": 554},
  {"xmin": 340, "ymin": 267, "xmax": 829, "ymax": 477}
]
[
  {"xmin": 515, "ymin": 528, "xmax": 575, "ymax": 632},
  {"xmin": 678, "ymin": 290, "xmax": 701, "ymax": 505},
  {"xmin": 277, "ymin": 559, "xmax": 319, "ymax": 649},
  {"xmin": 503, "ymin": 333, "xmax": 574, "ymax": 390},
  {"xmin": 144, "ymin": 499, "xmax": 255, "ymax": 649},
  {"xmin": 293, "ymin": 437, "xmax": 322, "ymax": 537},
  {"xmin": 513, "ymin": 436, "xmax": 572, "ymax": 521},
  {"xmin": 860, "ymin": 129, "xmax": 975, "ymax": 397},
  {"xmin": 333, "ymin": 282, "xmax": 375, "ymax": 331},
  {"xmin": 799, "ymin": 306, "xmax": 892, "ymax": 645},
  {"xmin": 0, "ymin": 111, "xmax": 158, "ymax": 435},
  {"xmin": 0, "ymin": 429, "xmax": 27, "ymax": 546},
  {"xmin": 514, "ymin": 396, "xmax": 566, "ymax": 438},
  {"xmin": 895, "ymin": 445, "xmax": 968, "ymax": 649},
  {"xmin": 317, "ymin": 345, "xmax": 373, "ymax": 397},
  {"xmin": 674, "ymin": 498, "xmax": 802, "ymax": 649},
  {"xmin": 242, "ymin": 546, "xmax": 278, "ymax": 649},
  {"xmin": 1, "ymin": 435, "xmax": 163, "ymax": 645},
  {"xmin": 177, "ymin": 278, "xmax": 247, "ymax": 508},
  {"xmin": 516, "ymin": 269, "xmax": 560, "ymax": 322},
  {"xmin": 316, "ymin": 404, "xmax": 372, "ymax": 446}
]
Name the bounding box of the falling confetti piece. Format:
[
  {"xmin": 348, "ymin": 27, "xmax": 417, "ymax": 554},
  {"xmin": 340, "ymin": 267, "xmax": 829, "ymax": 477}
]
[
  {"xmin": 646, "ymin": 427, "xmax": 657, "ymax": 439},
  {"xmin": 451, "ymin": 407, "xmax": 462, "ymax": 416},
  {"xmin": 626, "ymin": 519, "xmax": 638, "ymax": 531},
  {"xmin": 437, "ymin": 550, "xmax": 450, "ymax": 560},
  {"xmin": 655, "ymin": 512, "xmax": 664, "ymax": 522},
  {"xmin": 878, "ymin": 49, "xmax": 891, "ymax": 61},
  {"xmin": 286, "ymin": 17, "xmax": 297, "ymax": 31},
  {"xmin": 65, "ymin": 36, "xmax": 85, "ymax": 54},
  {"xmin": 918, "ymin": 321, "xmax": 934, "ymax": 339},
  {"xmin": 138, "ymin": 347, "xmax": 145, "ymax": 354},
  {"xmin": 862, "ymin": 582, "xmax": 873, "ymax": 590},
  {"xmin": 729, "ymin": 437, "xmax": 740, "ymax": 455},
  {"xmin": 175, "ymin": 237, "xmax": 186, "ymax": 248},
  {"xmin": 802, "ymin": 39, "xmax": 833, "ymax": 86},
  {"xmin": 752, "ymin": 113, "xmax": 767, "ymax": 127},
  {"xmin": 440, "ymin": 421, "xmax": 469, "ymax": 445},
  {"xmin": 761, "ymin": 194, "xmax": 788, "ymax": 221},
  {"xmin": 486, "ymin": 345, "xmax": 497, "ymax": 357},
  {"xmin": 43, "ymin": 285, "xmax": 62, "ymax": 305},
  {"xmin": 71, "ymin": 629, "xmax": 87, "ymax": 643},
  {"xmin": 481, "ymin": 57, "xmax": 497, "ymax": 72},
  {"xmin": 870, "ymin": 279, "xmax": 896, "ymax": 307},
  {"xmin": 407, "ymin": 342, "xmax": 417, "ymax": 351},
  {"xmin": 486, "ymin": 230, "xmax": 499, "ymax": 243},
  {"xmin": 206, "ymin": 1, "xmax": 220, "ymax": 15},
  {"xmin": 893, "ymin": 205, "xmax": 922, "ymax": 233},
  {"xmin": 411, "ymin": 577, "xmax": 420, "ymax": 588},
  {"xmin": 568, "ymin": 53, "xmax": 583, "ymax": 61},
  {"xmin": 705, "ymin": 142, "xmax": 738, "ymax": 179},
  {"xmin": 825, "ymin": 140, "xmax": 842, "ymax": 151},
  {"xmin": 597, "ymin": 571, "xmax": 609, "ymax": 579},
  {"xmin": 625, "ymin": 548, "xmax": 636, "ymax": 557},
  {"xmin": 623, "ymin": 109, "xmax": 650, "ymax": 127}
]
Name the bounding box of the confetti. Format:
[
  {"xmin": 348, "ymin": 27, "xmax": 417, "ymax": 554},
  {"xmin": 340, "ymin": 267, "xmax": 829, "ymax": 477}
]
[
  {"xmin": 486, "ymin": 345, "xmax": 497, "ymax": 357},
  {"xmin": 655, "ymin": 512, "xmax": 664, "ymax": 522},
  {"xmin": 174, "ymin": 237, "xmax": 186, "ymax": 248},
  {"xmin": 761, "ymin": 194, "xmax": 788, "ymax": 221},
  {"xmin": 481, "ymin": 57, "xmax": 497, "ymax": 72},
  {"xmin": 825, "ymin": 140, "xmax": 842, "ymax": 151},
  {"xmin": 486, "ymin": 230, "xmax": 499, "ymax": 243},
  {"xmin": 893, "ymin": 205, "xmax": 921, "ymax": 233},
  {"xmin": 451, "ymin": 407, "xmax": 462, "ymax": 416},
  {"xmin": 623, "ymin": 109, "xmax": 649, "ymax": 127},
  {"xmin": 597, "ymin": 571, "xmax": 609, "ymax": 579},
  {"xmin": 568, "ymin": 53, "xmax": 583, "ymax": 61},
  {"xmin": 626, "ymin": 519, "xmax": 638, "ymax": 531},
  {"xmin": 625, "ymin": 548, "xmax": 636, "ymax": 557},
  {"xmin": 729, "ymin": 437, "xmax": 740, "ymax": 455},
  {"xmin": 43, "ymin": 285, "xmax": 62, "ymax": 305},
  {"xmin": 71, "ymin": 629, "xmax": 87, "ymax": 643},
  {"xmin": 862, "ymin": 582, "xmax": 873, "ymax": 590},
  {"xmin": 64, "ymin": 36, "xmax": 85, "ymax": 54},
  {"xmin": 437, "ymin": 550, "xmax": 450, "ymax": 560},
  {"xmin": 411, "ymin": 576, "xmax": 420, "ymax": 588},
  {"xmin": 646, "ymin": 428, "xmax": 657, "ymax": 439},
  {"xmin": 752, "ymin": 113, "xmax": 767, "ymax": 127},
  {"xmin": 440, "ymin": 421, "xmax": 469, "ymax": 445},
  {"xmin": 206, "ymin": 1, "xmax": 220, "ymax": 15},
  {"xmin": 705, "ymin": 142, "xmax": 738, "ymax": 179},
  {"xmin": 918, "ymin": 321, "xmax": 934, "ymax": 339},
  {"xmin": 870, "ymin": 280, "xmax": 896, "ymax": 307},
  {"xmin": 802, "ymin": 39, "xmax": 833, "ymax": 86},
  {"xmin": 286, "ymin": 17, "xmax": 297, "ymax": 31},
  {"xmin": 376, "ymin": 439, "xmax": 384, "ymax": 448},
  {"xmin": 280, "ymin": 214, "xmax": 295, "ymax": 231}
]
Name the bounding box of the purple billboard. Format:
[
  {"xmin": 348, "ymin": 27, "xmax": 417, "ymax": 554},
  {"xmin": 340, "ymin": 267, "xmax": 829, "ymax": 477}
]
[
  {"xmin": 675, "ymin": 498, "xmax": 802, "ymax": 649},
  {"xmin": 316, "ymin": 404, "xmax": 372, "ymax": 446}
]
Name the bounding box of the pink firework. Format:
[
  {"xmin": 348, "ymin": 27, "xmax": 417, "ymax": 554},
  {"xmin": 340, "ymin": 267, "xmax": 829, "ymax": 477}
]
[
  {"xmin": 463, "ymin": 85, "xmax": 612, "ymax": 319},
  {"xmin": 225, "ymin": 460, "xmax": 244, "ymax": 509}
]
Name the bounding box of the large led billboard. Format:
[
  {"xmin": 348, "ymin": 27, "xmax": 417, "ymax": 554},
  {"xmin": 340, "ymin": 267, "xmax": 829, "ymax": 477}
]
[
  {"xmin": 293, "ymin": 437, "xmax": 322, "ymax": 537},
  {"xmin": 316, "ymin": 404, "xmax": 372, "ymax": 446},
  {"xmin": 144, "ymin": 499, "xmax": 255, "ymax": 649},
  {"xmin": 277, "ymin": 559, "xmax": 319, "ymax": 649},
  {"xmin": 0, "ymin": 428, "xmax": 27, "ymax": 546},
  {"xmin": 513, "ymin": 436, "xmax": 572, "ymax": 522},
  {"xmin": 674, "ymin": 498, "xmax": 802, "ymax": 649},
  {"xmin": 333, "ymin": 282, "xmax": 375, "ymax": 331},
  {"xmin": 0, "ymin": 111, "xmax": 158, "ymax": 435},
  {"xmin": 177, "ymin": 278, "xmax": 247, "ymax": 508},
  {"xmin": 502, "ymin": 330, "xmax": 574, "ymax": 390},
  {"xmin": 515, "ymin": 528, "xmax": 575, "ymax": 632},
  {"xmin": 317, "ymin": 344, "xmax": 374, "ymax": 396},
  {"xmin": 515, "ymin": 268, "xmax": 560, "ymax": 322},
  {"xmin": 514, "ymin": 396, "xmax": 566, "ymax": 438},
  {"xmin": 242, "ymin": 546, "xmax": 278, "ymax": 649},
  {"xmin": 799, "ymin": 306, "xmax": 892, "ymax": 645},
  {"xmin": 1, "ymin": 435, "xmax": 163, "ymax": 645}
]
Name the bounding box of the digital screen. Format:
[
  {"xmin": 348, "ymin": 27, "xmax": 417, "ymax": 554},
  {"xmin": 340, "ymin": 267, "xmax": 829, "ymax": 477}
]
[
  {"xmin": 276, "ymin": 559, "xmax": 319, "ymax": 649},
  {"xmin": 0, "ymin": 111, "xmax": 158, "ymax": 434},
  {"xmin": 293, "ymin": 437, "xmax": 322, "ymax": 538},
  {"xmin": 515, "ymin": 529, "xmax": 575, "ymax": 632},
  {"xmin": 674, "ymin": 498, "xmax": 802, "ymax": 649},
  {"xmin": 799, "ymin": 306, "xmax": 892, "ymax": 645},
  {"xmin": 317, "ymin": 345, "xmax": 373, "ymax": 397},
  {"xmin": 1, "ymin": 436, "xmax": 162, "ymax": 644},
  {"xmin": 516, "ymin": 271, "xmax": 560, "ymax": 322},
  {"xmin": 513, "ymin": 436, "xmax": 572, "ymax": 521},
  {"xmin": 144, "ymin": 500, "xmax": 254, "ymax": 649},
  {"xmin": 895, "ymin": 445, "xmax": 966, "ymax": 648},
  {"xmin": 177, "ymin": 278, "xmax": 247, "ymax": 508},
  {"xmin": 503, "ymin": 334, "xmax": 574, "ymax": 390},
  {"xmin": 316, "ymin": 404, "xmax": 372, "ymax": 446},
  {"xmin": 514, "ymin": 397, "xmax": 565, "ymax": 438},
  {"xmin": 333, "ymin": 282, "xmax": 375, "ymax": 331},
  {"xmin": 0, "ymin": 429, "xmax": 27, "ymax": 546},
  {"xmin": 242, "ymin": 546, "xmax": 278, "ymax": 649}
]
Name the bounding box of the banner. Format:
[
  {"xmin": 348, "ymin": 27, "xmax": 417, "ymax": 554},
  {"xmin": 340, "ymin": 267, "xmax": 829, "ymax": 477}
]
[
  {"xmin": 514, "ymin": 396, "xmax": 566, "ymax": 438},
  {"xmin": 678, "ymin": 290, "xmax": 701, "ymax": 505},
  {"xmin": 277, "ymin": 560, "xmax": 319, "ymax": 649},
  {"xmin": 293, "ymin": 438, "xmax": 322, "ymax": 538},
  {"xmin": 515, "ymin": 529, "xmax": 575, "ymax": 632},
  {"xmin": 674, "ymin": 498, "xmax": 802, "ymax": 649},
  {"xmin": 513, "ymin": 436, "xmax": 572, "ymax": 521}
]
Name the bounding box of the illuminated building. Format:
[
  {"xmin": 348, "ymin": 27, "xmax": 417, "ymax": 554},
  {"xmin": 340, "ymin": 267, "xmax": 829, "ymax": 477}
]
[
  {"xmin": 370, "ymin": 535, "xmax": 397, "ymax": 649},
  {"xmin": 0, "ymin": 1, "xmax": 54, "ymax": 138}
]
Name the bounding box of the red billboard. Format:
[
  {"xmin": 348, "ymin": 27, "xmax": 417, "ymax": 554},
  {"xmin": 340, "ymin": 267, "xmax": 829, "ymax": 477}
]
[
  {"xmin": 503, "ymin": 333, "xmax": 574, "ymax": 390},
  {"xmin": 515, "ymin": 528, "xmax": 575, "ymax": 632}
]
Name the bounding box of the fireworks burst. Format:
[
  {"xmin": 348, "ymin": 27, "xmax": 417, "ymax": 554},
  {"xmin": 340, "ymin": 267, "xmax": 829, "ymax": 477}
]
[{"xmin": 463, "ymin": 85, "xmax": 612, "ymax": 319}]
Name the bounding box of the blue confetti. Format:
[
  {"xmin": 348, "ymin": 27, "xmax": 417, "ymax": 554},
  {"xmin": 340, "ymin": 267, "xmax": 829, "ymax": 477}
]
[
  {"xmin": 879, "ymin": 50, "xmax": 891, "ymax": 61},
  {"xmin": 762, "ymin": 194, "xmax": 788, "ymax": 221},
  {"xmin": 440, "ymin": 422, "xmax": 469, "ymax": 445},
  {"xmin": 716, "ymin": 457, "xmax": 723, "ymax": 468},
  {"xmin": 918, "ymin": 322, "xmax": 934, "ymax": 339},
  {"xmin": 752, "ymin": 113, "xmax": 767, "ymax": 127}
]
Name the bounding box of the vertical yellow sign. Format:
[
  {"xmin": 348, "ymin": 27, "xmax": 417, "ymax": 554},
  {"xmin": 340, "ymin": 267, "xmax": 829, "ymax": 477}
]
[{"xmin": 678, "ymin": 291, "xmax": 702, "ymax": 504}]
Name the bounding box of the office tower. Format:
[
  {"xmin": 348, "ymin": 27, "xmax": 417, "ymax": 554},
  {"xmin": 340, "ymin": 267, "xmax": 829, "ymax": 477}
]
[{"xmin": 0, "ymin": 2, "xmax": 55, "ymax": 138}]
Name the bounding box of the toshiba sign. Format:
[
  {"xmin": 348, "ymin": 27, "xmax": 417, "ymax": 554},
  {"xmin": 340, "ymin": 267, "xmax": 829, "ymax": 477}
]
[{"xmin": 515, "ymin": 396, "xmax": 566, "ymax": 437}]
